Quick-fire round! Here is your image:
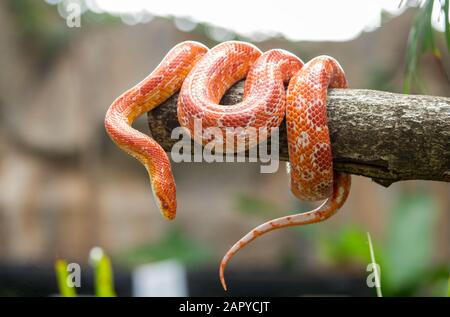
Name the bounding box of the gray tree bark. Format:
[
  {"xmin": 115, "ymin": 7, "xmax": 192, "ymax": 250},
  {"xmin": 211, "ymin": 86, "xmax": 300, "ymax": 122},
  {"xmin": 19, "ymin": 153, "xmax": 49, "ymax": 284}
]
[{"xmin": 147, "ymin": 81, "xmax": 450, "ymax": 187}]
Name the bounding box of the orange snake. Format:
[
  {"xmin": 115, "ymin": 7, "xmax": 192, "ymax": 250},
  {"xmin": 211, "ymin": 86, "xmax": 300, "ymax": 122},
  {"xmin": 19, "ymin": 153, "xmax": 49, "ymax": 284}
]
[{"xmin": 105, "ymin": 41, "xmax": 351, "ymax": 291}]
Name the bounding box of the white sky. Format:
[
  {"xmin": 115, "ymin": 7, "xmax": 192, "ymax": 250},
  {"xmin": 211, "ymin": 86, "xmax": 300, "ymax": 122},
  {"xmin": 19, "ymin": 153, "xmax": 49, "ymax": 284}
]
[{"xmin": 49, "ymin": 0, "xmax": 446, "ymax": 42}]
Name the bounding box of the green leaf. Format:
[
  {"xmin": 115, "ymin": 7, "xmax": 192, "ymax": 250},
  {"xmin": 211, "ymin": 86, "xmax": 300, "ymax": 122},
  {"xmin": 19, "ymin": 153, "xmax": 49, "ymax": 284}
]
[
  {"xmin": 55, "ymin": 259, "xmax": 77, "ymax": 297},
  {"xmin": 403, "ymin": 0, "xmax": 439, "ymax": 93},
  {"xmin": 445, "ymin": 0, "xmax": 450, "ymax": 52},
  {"xmin": 95, "ymin": 255, "xmax": 116, "ymax": 297},
  {"xmin": 367, "ymin": 232, "xmax": 383, "ymax": 297},
  {"xmin": 448, "ymin": 275, "xmax": 450, "ymax": 297},
  {"xmin": 421, "ymin": 0, "xmax": 439, "ymax": 55},
  {"xmin": 403, "ymin": 25, "xmax": 418, "ymax": 93},
  {"xmin": 90, "ymin": 248, "xmax": 117, "ymax": 297}
]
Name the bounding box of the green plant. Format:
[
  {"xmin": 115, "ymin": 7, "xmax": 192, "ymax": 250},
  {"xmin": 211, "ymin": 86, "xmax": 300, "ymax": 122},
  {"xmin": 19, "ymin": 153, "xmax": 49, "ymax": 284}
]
[
  {"xmin": 55, "ymin": 247, "xmax": 116, "ymax": 297},
  {"xmin": 90, "ymin": 248, "xmax": 117, "ymax": 297},
  {"xmin": 403, "ymin": 0, "xmax": 450, "ymax": 93},
  {"xmin": 448, "ymin": 275, "xmax": 450, "ymax": 296},
  {"xmin": 55, "ymin": 259, "xmax": 77, "ymax": 297},
  {"xmin": 367, "ymin": 232, "xmax": 383, "ymax": 297}
]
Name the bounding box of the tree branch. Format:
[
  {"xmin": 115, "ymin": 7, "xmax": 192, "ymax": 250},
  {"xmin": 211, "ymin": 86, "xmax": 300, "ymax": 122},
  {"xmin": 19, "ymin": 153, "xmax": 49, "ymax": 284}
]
[{"xmin": 147, "ymin": 81, "xmax": 450, "ymax": 187}]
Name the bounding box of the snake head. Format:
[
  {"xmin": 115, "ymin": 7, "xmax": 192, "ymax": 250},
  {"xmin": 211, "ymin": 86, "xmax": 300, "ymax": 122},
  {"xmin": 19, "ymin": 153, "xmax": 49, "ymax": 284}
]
[
  {"xmin": 148, "ymin": 162, "xmax": 177, "ymax": 221},
  {"xmin": 155, "ymin": 189, "xmax": 177, "ymax": 221},
  {"xmin": 151, "ymin": 187, "xmax": 177, "ymax": 220}
]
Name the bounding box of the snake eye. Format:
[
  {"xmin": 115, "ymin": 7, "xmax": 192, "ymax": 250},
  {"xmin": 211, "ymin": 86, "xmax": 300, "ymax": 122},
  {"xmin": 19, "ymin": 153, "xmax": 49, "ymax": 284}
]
[{"xmin": 161, "ymin": 201, "xmax": 169, "ymax": 210}]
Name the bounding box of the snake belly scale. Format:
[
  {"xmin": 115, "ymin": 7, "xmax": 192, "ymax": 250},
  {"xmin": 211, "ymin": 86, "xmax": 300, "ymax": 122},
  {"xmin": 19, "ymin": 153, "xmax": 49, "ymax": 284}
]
[{"xmin": 104, "ymin": 41, "xmax": 351, "ymax": 291}]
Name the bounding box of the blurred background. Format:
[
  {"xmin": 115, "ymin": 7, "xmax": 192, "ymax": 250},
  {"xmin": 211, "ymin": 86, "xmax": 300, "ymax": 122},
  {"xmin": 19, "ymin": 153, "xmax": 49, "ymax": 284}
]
[{"xmin": 0, "ymin": 0, "xmax": 449, "ymax": 296}]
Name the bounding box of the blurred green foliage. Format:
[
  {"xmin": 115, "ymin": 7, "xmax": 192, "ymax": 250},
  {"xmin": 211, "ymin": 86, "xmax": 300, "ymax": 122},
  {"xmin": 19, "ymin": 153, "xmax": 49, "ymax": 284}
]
[
  {"xmin": 381, "ymin": 191, "xmax": 437, "ymax": 294},
  {"xmin": 445, "ymin": 0, "xmax": 450, "ymax": 51},
  {"xmin": 7, "ymin": 0, "xmax": 69, "ymax": 68},
  {"xmin": 7, "ymin": 0, "xmax": 119, "ymax": 70},
  {"xmin": 316, "ymin": 226, "xmax": 373, "ymax": 266},
  {"xmin": 403, "ymin": 0, "xmax": 450, "ymax": 93},
  {"xmin": 316, "ymin": 191, "xmax": 449, "ymax": 296},
  {"xmin": 367, "ymin": 67, "xmax": 398, "ymax": 92},
  {"xmin": 235, "ymin": 189, "xmax": 448, "ymax": 296},
  {"xmin": 235, "ymin": 194, "xmax": 283, "ymax": 217},
  {"xmin": 115, "ymin": 227, "xmax": 210, "ymax": 268}
]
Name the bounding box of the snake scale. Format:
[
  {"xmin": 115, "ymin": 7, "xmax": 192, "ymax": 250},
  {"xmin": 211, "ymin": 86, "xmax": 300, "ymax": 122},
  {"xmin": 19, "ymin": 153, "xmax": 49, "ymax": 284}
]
[{"xmin": 105, "ymin": 41, "xmax": 351, "ymax": 290}]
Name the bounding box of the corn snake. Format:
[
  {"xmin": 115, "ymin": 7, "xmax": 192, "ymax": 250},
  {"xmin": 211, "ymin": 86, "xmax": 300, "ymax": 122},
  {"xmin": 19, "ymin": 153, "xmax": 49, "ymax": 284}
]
[{"xmin": 105, "ymin": 41, "xmax": 351, "ymax": 291}]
